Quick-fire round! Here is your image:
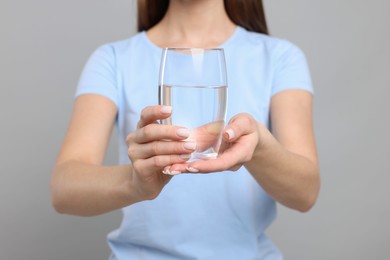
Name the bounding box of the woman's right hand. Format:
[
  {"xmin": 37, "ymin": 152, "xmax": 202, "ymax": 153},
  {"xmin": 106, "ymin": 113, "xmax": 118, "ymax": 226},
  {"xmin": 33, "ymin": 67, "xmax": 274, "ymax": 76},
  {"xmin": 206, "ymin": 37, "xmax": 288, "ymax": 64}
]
[{"xmin": 126, "ymin": 105, "xmax": 196, "ymax": 201}]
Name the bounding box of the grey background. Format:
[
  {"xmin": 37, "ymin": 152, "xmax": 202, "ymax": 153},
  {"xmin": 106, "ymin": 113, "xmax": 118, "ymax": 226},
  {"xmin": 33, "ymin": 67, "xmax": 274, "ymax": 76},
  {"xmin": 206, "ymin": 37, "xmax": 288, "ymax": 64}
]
[{"xmin": 1, "ymin": 0, "xmax": 389, "ymax": 259}]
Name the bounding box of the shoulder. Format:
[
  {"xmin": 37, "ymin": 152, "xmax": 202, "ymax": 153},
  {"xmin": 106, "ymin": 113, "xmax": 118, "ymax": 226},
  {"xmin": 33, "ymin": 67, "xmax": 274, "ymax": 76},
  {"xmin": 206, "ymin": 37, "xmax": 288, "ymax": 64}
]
[
  {"xmin": 236, "ymin": 27, "xmax": 306, "ymax": 60},
  {"xmin": 90, "ymin": 32, "xmax": 148, "ymax": 61},
  {"xmin": 79, "ymin": 32, "xmax": 149, "ymax": 83}
]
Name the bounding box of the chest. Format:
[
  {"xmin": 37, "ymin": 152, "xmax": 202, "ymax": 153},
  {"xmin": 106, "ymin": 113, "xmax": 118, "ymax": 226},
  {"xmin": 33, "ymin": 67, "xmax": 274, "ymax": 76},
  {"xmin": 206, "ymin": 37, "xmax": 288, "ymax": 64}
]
[{"xmin": 120, "ymin": 49, "xmax": 273, "ymax": 133}]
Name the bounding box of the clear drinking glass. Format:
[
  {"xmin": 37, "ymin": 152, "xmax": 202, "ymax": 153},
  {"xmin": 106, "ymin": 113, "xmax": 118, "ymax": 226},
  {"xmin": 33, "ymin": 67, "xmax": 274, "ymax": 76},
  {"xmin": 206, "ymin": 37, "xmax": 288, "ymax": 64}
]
[{"xmin": 158, "ymin": 48, "xmax": 228, "ymax": 160}]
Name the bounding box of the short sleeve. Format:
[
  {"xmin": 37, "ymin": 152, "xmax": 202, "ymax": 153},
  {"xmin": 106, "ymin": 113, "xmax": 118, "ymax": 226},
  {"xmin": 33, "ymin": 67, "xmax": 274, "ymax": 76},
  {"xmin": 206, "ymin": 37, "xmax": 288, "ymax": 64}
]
[
  {"xmin": 75, "ymin": 44, "xmax": 119, "ymax": 107},
  {"xmin": 271, "ymin": 41, "xmax": 313, "ymax": 96}
]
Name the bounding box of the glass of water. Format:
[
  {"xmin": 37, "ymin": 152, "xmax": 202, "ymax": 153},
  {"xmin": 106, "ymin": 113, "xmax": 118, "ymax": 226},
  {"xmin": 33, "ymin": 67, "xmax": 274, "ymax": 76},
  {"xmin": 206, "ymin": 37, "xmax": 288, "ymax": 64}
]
[{"xmin": 159, "ymin": 48, "xmax": 228, "ymax": 160}]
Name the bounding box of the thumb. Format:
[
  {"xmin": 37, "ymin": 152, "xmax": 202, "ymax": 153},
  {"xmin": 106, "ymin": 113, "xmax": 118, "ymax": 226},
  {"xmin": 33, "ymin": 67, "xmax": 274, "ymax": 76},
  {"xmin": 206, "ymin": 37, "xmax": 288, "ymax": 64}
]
[{"xmin": 223, "ymin": 113, "xmax": 256, "ymax": 142}]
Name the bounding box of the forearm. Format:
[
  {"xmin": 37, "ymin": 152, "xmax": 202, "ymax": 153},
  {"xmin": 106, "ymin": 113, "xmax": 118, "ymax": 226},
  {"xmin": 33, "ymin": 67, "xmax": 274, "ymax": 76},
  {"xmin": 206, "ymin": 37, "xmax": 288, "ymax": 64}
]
[
  {"xmin": 245, "ymin": 124, "xmax": 320, "ymax": 212},
  {"xmin": 51, "ymin": 161, "xmax": 139, "ymax": 216}
]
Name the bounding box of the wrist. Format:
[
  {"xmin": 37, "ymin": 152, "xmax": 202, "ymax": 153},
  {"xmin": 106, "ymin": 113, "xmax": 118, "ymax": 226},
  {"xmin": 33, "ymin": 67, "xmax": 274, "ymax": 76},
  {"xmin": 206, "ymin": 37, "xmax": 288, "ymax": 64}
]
[
  {"xmin": 117, "ymin": 165, "xmax": 144, "ymax": 206},
  {"xmin": 253, "ymin": 123, "xmax": 271, "ymax": 158},
  {"xmin": 245, "ymin": 123, "xmax": 276, "ymax": 169}
]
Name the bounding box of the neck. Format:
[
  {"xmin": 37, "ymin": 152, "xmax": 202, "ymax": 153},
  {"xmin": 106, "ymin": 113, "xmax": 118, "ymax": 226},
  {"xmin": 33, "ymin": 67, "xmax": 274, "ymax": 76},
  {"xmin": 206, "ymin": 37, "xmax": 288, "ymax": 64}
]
[{"xmin": 147, "ymin": 0, "xmax": 236, "ymax": 48}]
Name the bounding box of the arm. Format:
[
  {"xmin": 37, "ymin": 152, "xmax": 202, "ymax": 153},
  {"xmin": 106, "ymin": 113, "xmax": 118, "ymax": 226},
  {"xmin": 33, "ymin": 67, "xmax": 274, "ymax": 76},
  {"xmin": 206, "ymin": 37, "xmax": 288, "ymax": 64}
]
[
  {"xmin": 51, "ymin": 94, "xmax": 138, "ymax": 216},
  {"xmin": 51, "ymin": 95, "xmax": 195, "ymax": 216},
  {"xmin": 245, "ymin": 90, "xmax": 319, "ymax": 212},
  {"xmin": 169, "ymin": 90, "xmax": 320, "ymax": 212}
]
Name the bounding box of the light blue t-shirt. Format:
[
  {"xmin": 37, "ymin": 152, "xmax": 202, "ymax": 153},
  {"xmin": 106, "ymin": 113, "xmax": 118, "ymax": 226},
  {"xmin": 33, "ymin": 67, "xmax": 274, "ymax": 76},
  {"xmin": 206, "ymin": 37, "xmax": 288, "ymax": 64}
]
[{"xmin": 76, "ymin": 26, "xmax": 313, "ymax": 260}]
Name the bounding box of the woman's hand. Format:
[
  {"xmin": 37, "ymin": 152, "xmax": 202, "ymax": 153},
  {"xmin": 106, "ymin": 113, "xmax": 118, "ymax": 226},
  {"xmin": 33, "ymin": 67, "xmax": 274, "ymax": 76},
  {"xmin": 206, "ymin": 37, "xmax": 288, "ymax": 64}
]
[
  {"xmin": 126, "ymin": 105, "xmax": 196, "ymax": 200},
  {"xmin": 168, "ymin": 113, "xmax": 261, "ymax": 173},
  {"xmin": 158, "ymin": 91, "xmax": 319, "ymax": 212}
]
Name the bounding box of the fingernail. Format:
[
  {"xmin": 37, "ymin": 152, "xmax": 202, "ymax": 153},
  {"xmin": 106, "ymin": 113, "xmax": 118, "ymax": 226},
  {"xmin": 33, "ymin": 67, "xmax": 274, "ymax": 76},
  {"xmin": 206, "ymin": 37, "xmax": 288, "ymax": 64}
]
[
  {"xmin": 180, "ymin": 154, "xmax": 191, "ymax": 160},
  {"xmin": 162, "ymin": 166, "xmax": 171, "ymax": 175},
  {"xmin": 176, "ymin": 128, "xmax": 190, "ymax": 138},
  {"xmin": 162, "ymin": 166, "xmax": 182, "ymax": 175},
  {"xmin": 186, "ymin": 167, "xmax": 199, "ymax": 173},
  {"xmin": 225, "ymin": 129, "xmax": 235, "ymax": 140},
  {"xmin": 161, "ymin": 106, "xmax": 172, "ymax": 114},
  {"xmin": 183, "ymin": 142, "xmax": 197, "ymax": 150},
  {"xmin": 163, "ymin": 170, "xmax": 181, "ymax": 175}
]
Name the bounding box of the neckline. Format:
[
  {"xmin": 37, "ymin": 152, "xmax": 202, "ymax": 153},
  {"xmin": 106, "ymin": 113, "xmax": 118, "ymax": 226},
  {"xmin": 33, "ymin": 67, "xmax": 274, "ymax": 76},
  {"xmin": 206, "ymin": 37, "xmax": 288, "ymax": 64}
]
[{"xmin": 141, "ymin": 26, "xmax": 243, "ymax": 53}]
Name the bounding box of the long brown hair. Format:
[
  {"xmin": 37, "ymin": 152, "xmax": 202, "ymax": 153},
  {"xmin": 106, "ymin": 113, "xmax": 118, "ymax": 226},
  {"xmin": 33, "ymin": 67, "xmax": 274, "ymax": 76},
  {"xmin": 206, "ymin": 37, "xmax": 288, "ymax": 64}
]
[{"xmin": 137, "ymin": 0, "xmax": 268, "ymax": 35}]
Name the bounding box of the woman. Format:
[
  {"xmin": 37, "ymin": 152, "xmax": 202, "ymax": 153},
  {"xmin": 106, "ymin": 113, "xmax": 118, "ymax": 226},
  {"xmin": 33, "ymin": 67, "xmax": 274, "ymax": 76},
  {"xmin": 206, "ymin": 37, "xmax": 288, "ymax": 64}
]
[{"xmin": 51, "ymin": 0, "xmax": 320, "ymax": 259}]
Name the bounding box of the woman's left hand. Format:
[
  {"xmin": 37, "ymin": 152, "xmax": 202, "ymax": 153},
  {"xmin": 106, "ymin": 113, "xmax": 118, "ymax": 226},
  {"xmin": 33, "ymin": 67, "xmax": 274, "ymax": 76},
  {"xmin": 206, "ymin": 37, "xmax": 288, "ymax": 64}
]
[{"xmin": 166, "ymin": 113, "xmax": 261, "ymax": 174}]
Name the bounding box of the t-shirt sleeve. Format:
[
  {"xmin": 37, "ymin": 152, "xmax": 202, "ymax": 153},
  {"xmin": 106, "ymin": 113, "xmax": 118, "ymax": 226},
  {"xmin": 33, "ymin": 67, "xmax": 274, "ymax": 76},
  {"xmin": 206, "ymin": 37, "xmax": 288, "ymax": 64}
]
[
  {"xmin": 75, "ymin": 44, "xmax": 119, "ymax": 107},
  {"xmin": 271, "ymin": 41, "xmax": 313, "ymax": 96}
]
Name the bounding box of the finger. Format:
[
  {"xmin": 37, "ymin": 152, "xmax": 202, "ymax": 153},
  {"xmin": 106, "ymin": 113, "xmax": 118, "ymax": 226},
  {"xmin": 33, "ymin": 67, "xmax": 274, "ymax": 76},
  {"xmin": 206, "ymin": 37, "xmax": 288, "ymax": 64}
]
[
  {"xmin": 183, "ymin": 143, "xmax": 249, "ymax": 173},
  {"xmin": 134, "ymin": 124, "xmax": 191, "ymax": 143},
  {"xmin": 135, "ymin": 154, "xmax": 190, "ymax": 174},
  {"xmin": 223, "ymin": 113, "xmax": 256, "ymax": 142},
  {"xmin": 218, "ymin": 140, "xmax": 231, "ymax": 154},
  {"xmin": 168, "ymin": 157, "xmax": 230, "ymax": 174},
  {"xmin": 192, "ymin": 120, "xmax": 225, "ymax": 151},
  {"xmin": 137, "ymin": 105, "xmax": 172, "ymax": 129},
  {"xmin": 131, "ymin": 140, "xmax": 197, "ymax": 159},
  {"xmin": 167, "ymin": 159, "xmax": 242, "ymax": 174},
  {"xmin": 163, "ymin": 163, "xmax": 190, "ymax": 174}
]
